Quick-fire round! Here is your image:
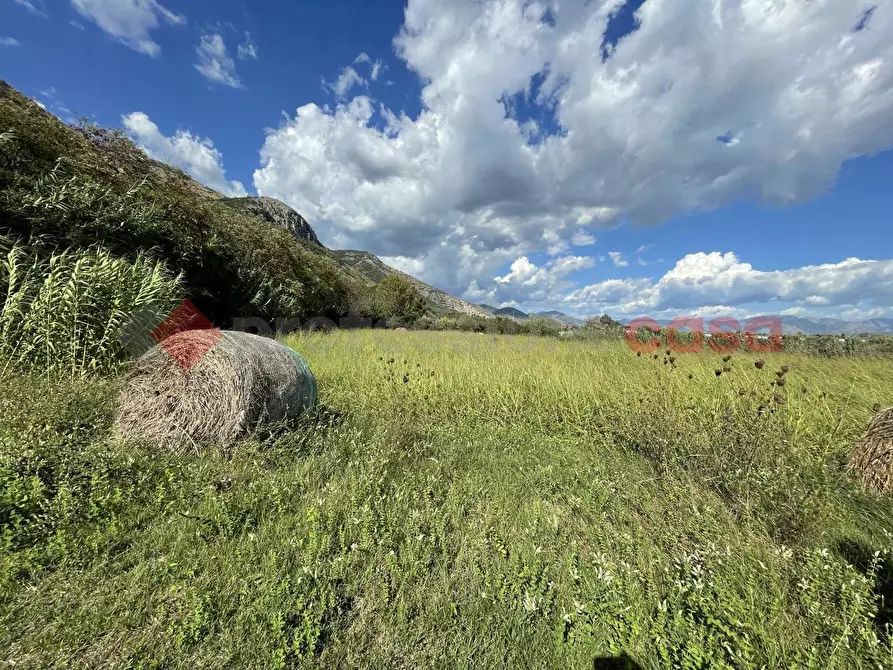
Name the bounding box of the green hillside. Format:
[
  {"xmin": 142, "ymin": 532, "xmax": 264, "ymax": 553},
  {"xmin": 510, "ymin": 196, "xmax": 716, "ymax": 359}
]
[{"xmin": 0, "ymin": 80, "xmax": 428, "ymax": 326}]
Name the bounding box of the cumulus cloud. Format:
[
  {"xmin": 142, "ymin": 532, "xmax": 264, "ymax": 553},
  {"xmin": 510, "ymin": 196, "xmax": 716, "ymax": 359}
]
[
  {"xmin": 13, "ymin": 0, "xmax": 46, "ymax": 17},
  {"xmin": 195, "ymin": 33, "xmax": 243, "ymax": 88},
  {"xmin": 563, "ymin": 252, "xmax": 893, "ymax": 318},
  {"xmin": 237, "ymin": 31, "xmax": 257, "ymax": 60},
  {"xmin": 0, "ymin": 37, "xmax": 21, "ymax": 47},
  {"xmin": 608, "ymin": 252, "xmax": 629, "ymax": 268},
  {"xmin": 71, "ymin": 0, "xmax": 185, "ymax": 56},
  {"xmin": 254, "ymin": 0, "xmax": 893, "ymax": 301},
  {"xmin": 122, "ymin": 112, "xmax": 248, "ymax": 197}
]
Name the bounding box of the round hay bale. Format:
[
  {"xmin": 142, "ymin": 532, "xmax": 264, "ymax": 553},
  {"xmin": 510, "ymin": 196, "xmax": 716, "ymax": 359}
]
[
  {"xmin": 114, "ymin": 330, "xmax": 317, "ymax": 450},
  {"xmin": 848, "ymin": 407, "xmax": 893, "ymax": 493}
]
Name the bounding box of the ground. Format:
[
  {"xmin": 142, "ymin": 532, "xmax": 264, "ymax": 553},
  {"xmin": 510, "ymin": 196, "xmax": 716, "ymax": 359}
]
[{"xmin": 2, "ymin": 332, "xmax": 892, "ymax": 668}]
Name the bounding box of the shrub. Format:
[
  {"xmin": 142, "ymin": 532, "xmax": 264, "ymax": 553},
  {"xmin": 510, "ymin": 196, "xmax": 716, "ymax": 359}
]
[
  {"xmin": 372, "ymin": 275, "xmax": 427, "ymax": 323},
  {"xmin": 0, "ymin": 239, "xmax": 182, "ymax": 376}
]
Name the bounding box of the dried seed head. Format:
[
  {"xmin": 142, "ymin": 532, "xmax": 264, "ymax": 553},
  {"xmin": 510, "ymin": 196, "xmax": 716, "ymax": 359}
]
[
  {"xmin": 723, "ymin": 366, "xmax": 732, "ymax": 373},
  {"xmin": 688, "ymin": 373, "xmax": 694, "ymax": 380},
  {"xmin": 666, "ymin": 349, "xmax": 672, "ymax": 356},
  {"xmin": 873, "ymin": 403, "xmax": 882, "ymax": 413},
  {"xmin": 781, "ymin": 365, "xmax": 790, "ymax": 373},
  {"xmin": 715, "ymin": 369, "xmax": 723, "ymax": 377},
  {"xmin": 637, "ymin": 351, "xmax": 642, "ymax": 357},
  {"xmin": 773, "ymin": 393, "xmax": 785, "ymax": 405},
  {"xmin": 755, "ymin": 360, "xmax": 765, "ymax": 370},
  {"xmin": 776, "ymin": 378, "xmax": 786, "ymax": 387},
  {"xmin": 722, "ymin": 355, "xmax": 732, "ymax": 362}
]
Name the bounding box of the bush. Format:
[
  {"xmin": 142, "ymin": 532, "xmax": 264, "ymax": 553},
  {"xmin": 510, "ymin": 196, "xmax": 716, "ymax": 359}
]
[
  {"xmin": 0, "ymin": 239, "xmax": 182, "ymax": 376},
  {"xmin": 372, "ymin": 275, "xmax": 427, "ymax": 324}
]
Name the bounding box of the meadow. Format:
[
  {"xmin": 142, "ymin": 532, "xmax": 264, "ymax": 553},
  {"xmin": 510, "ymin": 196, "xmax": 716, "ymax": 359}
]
[{"xmin": 2, "ymin": 329, "xmax": 893, "ymax": 668}]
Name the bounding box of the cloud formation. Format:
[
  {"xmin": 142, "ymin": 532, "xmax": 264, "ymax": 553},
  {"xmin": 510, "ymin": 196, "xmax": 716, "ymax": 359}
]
[
  {"xmin": 237, "ymin": 31, "xmax": 257, "ymax": 60},
  {"xmin": 195, "ymin": 33, "xmax": 243, "ymax": 88},
  {"xmin": 70, "ymin": 0, "xmax": 185, "ymax": 56},
  {"xmin": 13, "ymin": 0, "xmax": 46, "ymax": 17},
  {"xmin": 252, "ymin": 0, "xmax": 893, "ymax": 304},
  {"xmin": 0, "ymin": 37, "xmax": 21, "ymax": 47},
  {"xmin": 122, "ymin": 112, "xmax": 248, "ymax": 197}
]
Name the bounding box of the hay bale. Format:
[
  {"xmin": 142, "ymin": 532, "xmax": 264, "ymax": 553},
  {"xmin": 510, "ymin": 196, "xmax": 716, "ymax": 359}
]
[
  {"xmin": 114, "ymin": 330, "xmax": 317, "ymax": 450},
  {"xmin": 849, "ymin": 407, "xmax": 893, "ymax": 493}
]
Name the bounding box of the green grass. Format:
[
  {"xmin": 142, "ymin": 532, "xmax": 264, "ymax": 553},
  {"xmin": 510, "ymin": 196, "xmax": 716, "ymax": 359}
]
[{"xmin": 2, "ymin": 331, "xmax": 893, "ymax": 668}]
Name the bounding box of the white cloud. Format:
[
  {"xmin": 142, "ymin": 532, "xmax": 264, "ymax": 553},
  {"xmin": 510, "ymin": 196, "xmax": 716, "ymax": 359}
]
[
  {"xmin": 354, "ymin": 52, "xmax": 385, "ymax": 80},
  {"xmin": 0, "ymin": 37, "xmax": 21, "ymax": 47},
  {"xmin": 237, "ymin": 31, "xmax": 257, "ymax": 60},
  {"xmin": 69, "ymin": 20, "xmax": 85, "ymax": 30},
  {"xmin": 122, "ymin": 111, "xmax": 248, "ymax": 197},
  {"xmin": 195, "ymin": 33, "xmax": 242, "ymax": 88},
  {"xmin": 487, "ymin": 254, "xmax": 595, "ymax": 306},
  {"xmin": 563, "ymin": 252, "xmax": 893, "ymax": 318},
  {"xmin": 254, "ymin": 0, "xmax": 893, "ymax": 301},
  {"xmin": 608, "ymin": 252, "xmax": 629, "ymax": 268},
  {"xmin": 71, "ymin": 0, "xmax": 185, "ymax": 56},
  {"xmin": 327, "ymin": 66, "xmax": 365, "ymax": 98},
  {"xmin": 13, "ymin": 0, "xmax": 45, "ymax": 17}
]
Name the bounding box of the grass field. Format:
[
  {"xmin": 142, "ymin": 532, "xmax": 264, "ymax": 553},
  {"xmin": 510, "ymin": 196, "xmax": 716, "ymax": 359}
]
[{"xmin": 2, "ymin": 330, "xmax": 893, "ymax": 668}]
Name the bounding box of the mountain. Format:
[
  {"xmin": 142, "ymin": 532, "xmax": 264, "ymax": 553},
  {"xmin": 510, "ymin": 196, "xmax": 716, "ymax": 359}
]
[
  {"xmin": 534, "ymin": 310, "xmax": 585, "ymax": 327},
  {"xmin": 475, "ymin": 305, "xmax": 529, "ymax": 320},
  {"xmin": 0, "ymin": 80, "xmax": 483, "ymax": 324},
  {"xmin": 334, "ymin": 250, "xmax": 491, "ymax": 317},
  {"xmin": 222, "ymin": 196, "xmax": 321, "ymax": 247},
  {"xmin": 781, "ymin": 316, "xmax": 893, "ymax": 336},
  {"xmin": 622, "ymin": 316, "xmax": 893, "ymax": 336}
]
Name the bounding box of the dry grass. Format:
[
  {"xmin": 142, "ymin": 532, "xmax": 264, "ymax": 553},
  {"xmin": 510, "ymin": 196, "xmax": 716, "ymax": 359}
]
[{"xmin": 114, "ymin": 330, "xmax": 317, "ymax": 452}]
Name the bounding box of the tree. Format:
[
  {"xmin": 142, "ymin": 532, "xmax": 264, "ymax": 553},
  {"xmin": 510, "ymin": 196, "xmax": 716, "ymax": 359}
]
[{"xmin": 373, "ymin": 275, "xmax": 427, "ymax": 323}]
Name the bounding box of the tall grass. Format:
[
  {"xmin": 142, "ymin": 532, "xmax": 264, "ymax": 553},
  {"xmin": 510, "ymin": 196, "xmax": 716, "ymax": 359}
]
[
  {"xmin": 0, "ymin": 240, "xmax": 182, "ymax": 375},
  {"xmin": 2, "ymin": 331, "xmax": 892, "ymax": 667}
]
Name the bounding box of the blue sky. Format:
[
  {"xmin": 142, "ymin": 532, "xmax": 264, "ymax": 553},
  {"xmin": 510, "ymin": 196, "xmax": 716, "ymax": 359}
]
[{"xmin": 3, "ymin": 0, "xmax": 893, "ymax": 322}]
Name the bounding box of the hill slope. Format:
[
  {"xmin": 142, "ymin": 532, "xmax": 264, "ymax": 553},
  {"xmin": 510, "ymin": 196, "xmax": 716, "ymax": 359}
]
[
  {"xmin": 335, "ymin": 250, "xmax": 491, "ymax": 317},
  {"xmin": 0, "ymin": 80, "xmax": 479, "ymax": 325}
]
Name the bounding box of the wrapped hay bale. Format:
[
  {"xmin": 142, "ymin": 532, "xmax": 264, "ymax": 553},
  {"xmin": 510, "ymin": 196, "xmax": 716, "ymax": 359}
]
[
  {"xmin": 848, "ymin": 407, "xmax": 893, "ymax": 493},
  {"xmin": 114, "ymin": 330, "xmax": 317, "ymax": 450}
]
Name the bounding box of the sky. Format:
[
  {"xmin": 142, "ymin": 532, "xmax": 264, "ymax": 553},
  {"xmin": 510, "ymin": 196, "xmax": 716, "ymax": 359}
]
[{"xmin": 2, "ymin": 0, "xmax": 893, "ymax": 323}]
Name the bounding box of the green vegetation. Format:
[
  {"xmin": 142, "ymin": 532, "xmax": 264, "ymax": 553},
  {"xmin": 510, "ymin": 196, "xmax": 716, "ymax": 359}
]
[
  {"xmin": 0, "ymin": 237, "xmax": 182, "ymax": 376},
  {"xmin": 372, "ymin": 275, "xmax": 427, "ymax": 325},
  {"xmin": 0, "ymin": 81, "xmax": 364, "ymax": 325},
  {"xmin": 2, "ymin": 331, "xmax": 893, "ymax": 667}
]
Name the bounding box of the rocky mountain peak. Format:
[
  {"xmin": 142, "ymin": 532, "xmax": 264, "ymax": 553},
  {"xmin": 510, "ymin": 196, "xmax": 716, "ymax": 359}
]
[{"xmin": 224, "ymin": 196, "xmax": 322, "ymax": 247}]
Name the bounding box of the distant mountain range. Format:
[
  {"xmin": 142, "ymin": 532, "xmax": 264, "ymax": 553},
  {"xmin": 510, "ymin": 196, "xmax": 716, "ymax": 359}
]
[
  {"xmin": 475, "ymin": 305, "xmax": 893, "ymax": 335},
  {"xmin": 623, "ymin": 316, "xmax": 893, "ymax": 336},
  {"xmin": 476, "ymin": 305, "xmax": 585, "ymax": 327}
]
